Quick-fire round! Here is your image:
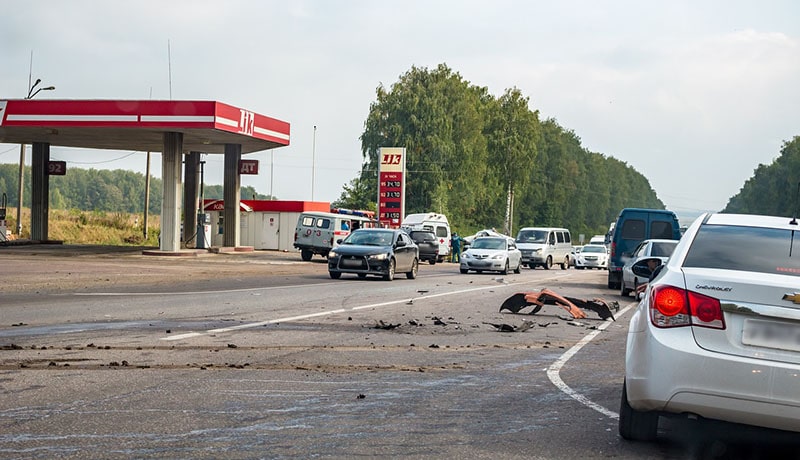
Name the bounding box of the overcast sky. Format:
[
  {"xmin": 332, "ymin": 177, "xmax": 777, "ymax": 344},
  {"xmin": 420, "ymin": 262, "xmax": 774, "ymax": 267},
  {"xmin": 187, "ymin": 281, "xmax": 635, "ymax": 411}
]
[{"xmin": 1, "ymin": 0, "xmax": 798, "ymax": 216}]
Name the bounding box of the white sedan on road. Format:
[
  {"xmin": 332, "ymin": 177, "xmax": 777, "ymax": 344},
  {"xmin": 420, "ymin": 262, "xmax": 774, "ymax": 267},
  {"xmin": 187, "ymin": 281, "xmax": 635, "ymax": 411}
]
[
  {"xmin": 574, "ymin": 244, "xmax": 608, "ymax": 269},
  {"xmin": 620, "ymin": 212, "xmax": 800, "ymax": 442},
  {"xmin": 460, "ymin": 236, "xmax": 522, "ymax": 275}
]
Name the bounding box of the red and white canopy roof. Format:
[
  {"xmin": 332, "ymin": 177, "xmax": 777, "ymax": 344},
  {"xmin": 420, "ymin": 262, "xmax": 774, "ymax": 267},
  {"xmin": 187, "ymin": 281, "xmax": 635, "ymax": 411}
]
[{"xmin": 0, "ymin": 99, "xmax": 290, "ymax": 153}]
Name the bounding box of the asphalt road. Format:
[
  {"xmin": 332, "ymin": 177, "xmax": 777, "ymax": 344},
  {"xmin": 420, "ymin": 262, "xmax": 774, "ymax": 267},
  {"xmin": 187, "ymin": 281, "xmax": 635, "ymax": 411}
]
[{"xmin": 1, "ymin": 246, "xmax": 798, "ymax": 459}]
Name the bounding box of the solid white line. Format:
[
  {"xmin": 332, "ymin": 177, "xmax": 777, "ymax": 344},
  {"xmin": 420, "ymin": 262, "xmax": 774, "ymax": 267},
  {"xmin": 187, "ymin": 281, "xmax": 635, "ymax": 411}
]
[
  {"xmin": 140, "ymin": 115, "xmax": 214, "ymax": 123},
  {"xmin": 161, "ymin": 274, "xmax": 570, "ymax": 341},
  {"xmin": 546, "ymin": 302, "xmax": 637, "ymax": 420},
  {"xmin": 254, "ymin": 126, "xmax": 291, "ymax": 140},
  {"xmin": 74, "ymin": 281, "xmax": 340, "ymax": 297},
  {"xmin": 8, "ymin": 114, "xmax": 139, "ymax": 122}
]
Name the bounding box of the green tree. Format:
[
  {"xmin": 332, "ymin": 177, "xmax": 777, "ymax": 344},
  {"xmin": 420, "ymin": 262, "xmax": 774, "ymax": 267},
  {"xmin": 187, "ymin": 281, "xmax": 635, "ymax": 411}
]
[
  {"xmin": 725, "ymin": 136, "xmax": 800, "ymax": 216},
  {"xmin": 485, "ymin": 87, "xmax": 541, "ymax": 234}
]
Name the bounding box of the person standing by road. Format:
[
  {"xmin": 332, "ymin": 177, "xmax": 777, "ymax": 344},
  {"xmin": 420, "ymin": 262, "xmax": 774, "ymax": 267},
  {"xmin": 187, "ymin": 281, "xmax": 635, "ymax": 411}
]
[{"xmin": 450, "ymin": 232, "xmax": 462, "ymax": 263}]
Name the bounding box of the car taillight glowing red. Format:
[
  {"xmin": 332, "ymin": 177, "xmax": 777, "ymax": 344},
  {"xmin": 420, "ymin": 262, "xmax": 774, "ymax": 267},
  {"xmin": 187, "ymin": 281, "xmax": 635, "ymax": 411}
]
[
  {"xmin": 688, "ymin": 291, "xmax": 725, "ymax": 329},
  {"xmin": 649, "ymin": 285, "xmax": 725, "ymax": 329},
  {"xmin": 653, "ymin": 286, "xmax": 687, "ymax": 317}
]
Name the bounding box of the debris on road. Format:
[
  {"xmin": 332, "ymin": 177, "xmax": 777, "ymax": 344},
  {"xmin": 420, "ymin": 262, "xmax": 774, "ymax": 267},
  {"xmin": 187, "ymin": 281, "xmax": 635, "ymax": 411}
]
[
  {"xmin": 374, "ymin": 320, "xmax": 400, "ymax": 330},
  {"xmin": 499, "ymin": 288, "xmax": 617, "ymax": 320},
  {"xmin": 483, "ymin": 320, "xmax": 535, "ymax": 333}
]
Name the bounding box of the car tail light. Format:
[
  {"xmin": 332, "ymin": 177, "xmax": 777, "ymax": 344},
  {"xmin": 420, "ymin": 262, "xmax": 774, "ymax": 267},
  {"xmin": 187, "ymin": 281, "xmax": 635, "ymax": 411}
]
[{"xmin": 649, "ymin": 285, "xmax": 725, "ymax": 330}]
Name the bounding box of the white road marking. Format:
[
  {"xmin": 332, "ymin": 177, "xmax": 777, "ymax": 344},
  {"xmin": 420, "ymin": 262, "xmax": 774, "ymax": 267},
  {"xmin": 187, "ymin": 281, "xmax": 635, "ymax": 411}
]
[
  {"xmin": 546, "ymin": 301, "xmax": 638, "ymax": 420},
  {"xmin": 74, "ymin": 281, "xmax": 340, "ymax": 296},
  {"xmin": 161, "ymin": 275, "xmax": 570, "ymax": 341}
]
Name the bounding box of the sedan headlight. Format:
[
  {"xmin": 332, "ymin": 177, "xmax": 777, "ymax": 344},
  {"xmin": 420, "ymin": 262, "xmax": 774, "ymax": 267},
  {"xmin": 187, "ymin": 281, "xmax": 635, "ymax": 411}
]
[
  {"xmin": 491, "ymin": 254, "xmax": 505, "ymax": 260},
  {"xmin": 533, "ymin": 248, "xmax": 542, "ymax": 254},
  {"xmin": 369, "ymin": 253, "xmax": 389, "ymax": 261},
  {"xmin": 462, "ymin": 252, "xmax": 472, "ymax": 259}
]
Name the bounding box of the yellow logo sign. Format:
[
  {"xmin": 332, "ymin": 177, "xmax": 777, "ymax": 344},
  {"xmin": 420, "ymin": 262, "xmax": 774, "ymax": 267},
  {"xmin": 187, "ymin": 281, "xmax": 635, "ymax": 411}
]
[{"xmin": 783, "ymin": 293, "xmax": 800, "ymax": 304}]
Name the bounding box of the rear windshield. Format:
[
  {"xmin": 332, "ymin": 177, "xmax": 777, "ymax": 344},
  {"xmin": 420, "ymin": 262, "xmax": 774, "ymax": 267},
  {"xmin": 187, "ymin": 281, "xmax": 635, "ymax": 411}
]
[
  {"xmin": 683, "ymin": 225, "xmax": 800, "ymax": 276},
  {"xmin": 651, "ymin": 241, "xmax": 677, "ymax": 257},
  {"xmin": 410, "ymin": 232, "xmax": 436, "ymax": 243}
]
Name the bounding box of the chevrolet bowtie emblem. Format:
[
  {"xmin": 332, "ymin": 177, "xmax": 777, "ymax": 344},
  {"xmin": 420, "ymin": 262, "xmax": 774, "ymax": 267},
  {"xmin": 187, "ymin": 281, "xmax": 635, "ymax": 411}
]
[{"xmin": 783, "ymin": 293, "xmax": 800, "ymax": 304}]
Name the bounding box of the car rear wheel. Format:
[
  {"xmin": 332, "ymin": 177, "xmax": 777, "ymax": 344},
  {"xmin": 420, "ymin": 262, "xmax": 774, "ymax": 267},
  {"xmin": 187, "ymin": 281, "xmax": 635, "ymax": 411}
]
[
  {"xmin": 429, "ymin": 258, "xmax": 436, "ymax": 265},
  {"xmin": 383, "ymin": 259, "xmax": 395, "ymax": 281},
  {"xmin": 406, "ymin": 258, "xmax": 418, "ymax": 279},
  {"xmin": 608, "ymin": 272, "xmax": 621, "ymax": 289},
  {"xmin": 619, "ymin": 379, "xmax": 659, "ymax": 441},
  {"xmin": 620, "ymin": 280, "xmax": 632, "ymax": 297},
  {"xmin": 301, "ymin": 249, "xmax": 313, "ymax": 261},
  {"xmin": 329, "ymin": 271, "xmax": 341, "ymax": 279}
]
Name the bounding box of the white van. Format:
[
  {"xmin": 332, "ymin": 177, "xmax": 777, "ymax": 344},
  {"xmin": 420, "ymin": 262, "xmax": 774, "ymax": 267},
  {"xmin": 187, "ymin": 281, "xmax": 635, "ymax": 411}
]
[
  {"xmin": 515, "ymin": 227, "xmax": 573, "ymax": 270},
  {"xmin": 294, "ymin": 211, "xmax": 376, "ymax": 261},
  {"xmin": 401, "ymin": 212, "xmax": 451, "ymax": 262}
]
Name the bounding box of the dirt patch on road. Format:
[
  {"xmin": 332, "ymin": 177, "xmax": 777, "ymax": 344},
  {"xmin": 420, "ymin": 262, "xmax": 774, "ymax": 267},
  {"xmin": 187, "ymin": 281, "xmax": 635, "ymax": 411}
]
[{"xmin": 1, "ymin": 244, "xmax": 317, "ymax": 293}]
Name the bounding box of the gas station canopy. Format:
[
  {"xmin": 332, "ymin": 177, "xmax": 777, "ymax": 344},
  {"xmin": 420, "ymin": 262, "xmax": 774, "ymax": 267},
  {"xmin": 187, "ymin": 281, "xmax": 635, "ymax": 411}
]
[
  {"xmin": 0, "ymin": 99, "xmax": 290, "ymax": 153},
  {"xmin": 0, "ymin": 99, "xmax": 291, "ymax": 252}
]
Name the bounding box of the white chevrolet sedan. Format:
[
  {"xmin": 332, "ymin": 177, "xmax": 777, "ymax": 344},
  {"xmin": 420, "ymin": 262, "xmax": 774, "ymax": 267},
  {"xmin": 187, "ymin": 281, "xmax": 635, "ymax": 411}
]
[
  {"xmin": 620, "ymin": 212, "xmax": 800, "ymax": 441},
  {"xmin": 574, "ymin": 244, "xmax": 608, "ymax": 269},
  {"xmin": 460, "ymin": 236, "xmax": 522, "ymax": 275}
]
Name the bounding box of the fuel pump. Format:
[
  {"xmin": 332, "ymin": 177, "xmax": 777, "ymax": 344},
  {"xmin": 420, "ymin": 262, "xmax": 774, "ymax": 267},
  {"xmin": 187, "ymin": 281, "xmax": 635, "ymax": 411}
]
[{"xmin": 196, "ymin": 212, "xmax": 211, "ymax": 249}]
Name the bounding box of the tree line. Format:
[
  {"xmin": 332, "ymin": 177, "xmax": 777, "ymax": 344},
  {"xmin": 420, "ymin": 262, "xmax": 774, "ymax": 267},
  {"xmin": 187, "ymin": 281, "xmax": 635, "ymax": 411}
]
[
  {"xmin": 333, "ymin": 63, "xmax": 665, "ymax": 237},
  {"xmin": 723, "ymin": 136, "xmax": 800, "ymax": 217}
]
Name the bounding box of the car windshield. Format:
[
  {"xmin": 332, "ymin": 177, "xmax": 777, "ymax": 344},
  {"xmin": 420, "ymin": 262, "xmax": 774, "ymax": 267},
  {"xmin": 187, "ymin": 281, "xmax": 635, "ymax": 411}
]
[
  {"xmin": 344, "ymin": 230, "xmax": 392, "ymax": 246},
  {"xmin": 582, "ymin": 245, "xmax": 605, "ymax": 253},
  {"xmin": 516, "ymin": 230, "xmax": 547, "ymax": 243},
  {"xmin": 471, "ymin": 238, "xmax": 506, "ymax": 250},
  {"xmin": 683, "ymin": 225, "xmax": 800, "ymax": 276}
]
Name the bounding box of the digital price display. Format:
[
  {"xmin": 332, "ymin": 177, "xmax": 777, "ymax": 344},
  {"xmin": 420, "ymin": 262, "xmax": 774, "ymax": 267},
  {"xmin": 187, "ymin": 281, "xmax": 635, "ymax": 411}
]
[{"xmin": 377, "ymin": 147, "xmax": 406, "ymax": 228}]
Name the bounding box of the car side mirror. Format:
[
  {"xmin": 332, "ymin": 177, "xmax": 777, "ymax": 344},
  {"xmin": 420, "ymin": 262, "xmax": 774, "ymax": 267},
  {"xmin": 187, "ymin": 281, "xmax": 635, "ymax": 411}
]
[
  {"xmin": 632, "ymin": 258, "xmax": 662, "ymax": 278},
  {"xmin": 396, "ymin": 240, "xmax": 406, "ymax": 247},
  {"xmin": 336, "ymin": 239, "xmax": 343, "ymax": 244}
]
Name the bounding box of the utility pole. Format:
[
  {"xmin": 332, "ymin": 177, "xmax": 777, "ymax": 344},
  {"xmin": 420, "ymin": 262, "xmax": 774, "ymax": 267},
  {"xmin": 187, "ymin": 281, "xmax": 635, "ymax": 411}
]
[
  {"xmin": 17, "ymin": 51, "xmax": 55, "ymax": 236},
  {"xmin": 311, "ymin": 125, "xmax": 317, "ymax": 201}
]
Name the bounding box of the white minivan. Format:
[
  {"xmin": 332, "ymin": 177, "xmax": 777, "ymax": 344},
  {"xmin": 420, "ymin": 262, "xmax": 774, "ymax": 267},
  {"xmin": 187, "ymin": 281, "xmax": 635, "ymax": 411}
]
[{"xmin": 515, "ymin": 227, "xmax": 573, "ymax": 269}]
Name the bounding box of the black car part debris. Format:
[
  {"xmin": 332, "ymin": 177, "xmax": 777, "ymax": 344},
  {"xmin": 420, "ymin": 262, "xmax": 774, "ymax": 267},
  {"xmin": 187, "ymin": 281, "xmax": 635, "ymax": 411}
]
[{"xmin": 500, "ymin": 288, "xmax": 617, "ymax": 320}]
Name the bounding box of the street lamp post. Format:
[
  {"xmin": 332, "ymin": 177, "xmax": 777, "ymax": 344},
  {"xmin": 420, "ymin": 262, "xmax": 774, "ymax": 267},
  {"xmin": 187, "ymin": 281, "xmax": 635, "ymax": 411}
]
[{"xmin": 17, "ymin": 78, "xmax": 55, "ymax": 236}]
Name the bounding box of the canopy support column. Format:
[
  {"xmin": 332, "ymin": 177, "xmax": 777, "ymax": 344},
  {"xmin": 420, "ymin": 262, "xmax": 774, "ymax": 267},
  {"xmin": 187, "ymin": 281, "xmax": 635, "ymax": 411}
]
[
  {"xmin": 183, "ymin": 151, "xmax": 201, "ymax": 247},
  {"xmin": 160, "ymin": 132, "xmax": 183, "ymax": 252},
  {"xmin": 223, "ymin": 143, "xmax": 241, "ymax": 248},
  {"xmin": 30, "ymin": 142, "xmax": 50, "ymax": 241}
]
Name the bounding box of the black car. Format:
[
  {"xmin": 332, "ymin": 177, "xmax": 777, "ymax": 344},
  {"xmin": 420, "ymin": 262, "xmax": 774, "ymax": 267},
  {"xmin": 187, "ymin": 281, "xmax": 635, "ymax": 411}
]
[
  {"xmin": 328, "ymin": 228, "xmax": 419, "ymax": 281},
  {"xmin": 408, "ymin": 230, "xmax": 439, "ymax": 265}
]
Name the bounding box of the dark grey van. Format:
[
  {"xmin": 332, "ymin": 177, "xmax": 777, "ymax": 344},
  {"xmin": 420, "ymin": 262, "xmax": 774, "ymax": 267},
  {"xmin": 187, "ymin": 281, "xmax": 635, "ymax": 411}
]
[{"xmin": 606, "ymin": 208, "xmax": 681, "ymax": 289}]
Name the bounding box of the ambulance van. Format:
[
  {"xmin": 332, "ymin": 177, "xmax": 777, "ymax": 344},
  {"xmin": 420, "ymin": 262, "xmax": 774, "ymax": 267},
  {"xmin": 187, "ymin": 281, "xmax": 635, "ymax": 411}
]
[
  {"xmin": 294, "ymin": 211, "xmax": 375, "ymax": 261},
  {"xmin": 401, "ymin": 212, "xmax": 451, "ymax": 262}
]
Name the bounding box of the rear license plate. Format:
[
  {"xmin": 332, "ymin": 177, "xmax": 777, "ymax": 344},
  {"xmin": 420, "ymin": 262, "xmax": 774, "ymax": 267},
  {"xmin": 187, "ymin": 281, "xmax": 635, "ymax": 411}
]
[{"xmin": 742, "ymin": 319, "xmax": 800, "ymax": 353}]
